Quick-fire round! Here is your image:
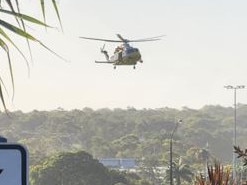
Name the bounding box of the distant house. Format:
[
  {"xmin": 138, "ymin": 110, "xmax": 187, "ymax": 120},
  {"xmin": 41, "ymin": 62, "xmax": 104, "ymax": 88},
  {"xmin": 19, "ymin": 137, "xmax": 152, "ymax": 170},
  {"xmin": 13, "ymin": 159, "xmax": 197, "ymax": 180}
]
[{"xmin": 99, "ymin": 158, "xmax": 137, "ymax": 169}]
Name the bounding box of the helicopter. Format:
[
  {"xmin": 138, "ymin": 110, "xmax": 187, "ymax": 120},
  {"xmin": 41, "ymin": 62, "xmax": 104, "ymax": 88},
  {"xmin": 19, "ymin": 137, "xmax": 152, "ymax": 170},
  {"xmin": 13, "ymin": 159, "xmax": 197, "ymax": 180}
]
[{"xmin": 79, "ymin": 34, "xmax": 164, "ymax": 69}]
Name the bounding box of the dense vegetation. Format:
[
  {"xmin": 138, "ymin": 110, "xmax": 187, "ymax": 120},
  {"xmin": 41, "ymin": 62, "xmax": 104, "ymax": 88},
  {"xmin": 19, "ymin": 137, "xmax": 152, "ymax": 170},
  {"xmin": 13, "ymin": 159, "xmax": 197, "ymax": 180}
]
[
  {"xmin": 1, "ymin": 105, "xmax": 247, "ymax": 184},
  {"xmin": 0, "ymin": 105, "xmax": 246, "ymax": 164},
  {"xmin": 30, "ymin": 151, "xmax": 130, "ymax": 185}
]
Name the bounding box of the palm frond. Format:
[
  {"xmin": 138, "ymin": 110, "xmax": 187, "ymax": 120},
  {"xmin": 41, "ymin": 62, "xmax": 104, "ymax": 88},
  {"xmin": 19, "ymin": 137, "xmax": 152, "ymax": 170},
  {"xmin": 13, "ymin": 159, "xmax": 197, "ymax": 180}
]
[
  {"xmin": 0, "ymin": 38, "xmax": 12, "ymax": 107},
  {"xmin": 0, "ymin": 27, "xmax": 30, "ymax": 73},
  {"xmin": 11, "ymin": 0, "xmax": 33, "ymax": 63},
  {"xmin": 0, "ymin": 19, "xmax": 37, "ymax": 40},
  {"xmin": 0, "ymin": 0, "xmax": 64, "ymax": 111},
  {"xmin": 0, "ymin": 83, "xmax": 7, "ymax": 111},
  {"xmin": 52, "ymin": 0, "xmax": 63, "ymax": 31},
  {"xmin": 0, "ymin": 9, "xmax": 51, "ymax": 27},
  {"xmin": 234, "ymin": 146, "xmax": 247, "ymax": 166},
  {"xmin": 40, "ymin": 0, "xmax": 46, "ymax": 25},
  {"xmin": 5, "ymin": 0, "xmax": 20, "ymax": 26}
]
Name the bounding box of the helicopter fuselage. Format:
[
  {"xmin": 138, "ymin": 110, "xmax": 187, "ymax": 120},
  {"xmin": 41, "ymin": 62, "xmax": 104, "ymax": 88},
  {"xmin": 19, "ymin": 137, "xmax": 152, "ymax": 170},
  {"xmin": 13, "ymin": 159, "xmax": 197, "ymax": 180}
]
[{"xmin": 110, "ymin": 45, "xmax": 142, "ymax": 66}]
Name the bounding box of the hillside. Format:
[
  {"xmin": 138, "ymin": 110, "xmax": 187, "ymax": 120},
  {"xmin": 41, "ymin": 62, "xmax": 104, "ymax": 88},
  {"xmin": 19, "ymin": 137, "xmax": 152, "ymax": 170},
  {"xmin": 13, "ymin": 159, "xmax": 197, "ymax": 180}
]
[{"xmin": 1, "ymin": 105, "xmax": 246, "ymax": 168}]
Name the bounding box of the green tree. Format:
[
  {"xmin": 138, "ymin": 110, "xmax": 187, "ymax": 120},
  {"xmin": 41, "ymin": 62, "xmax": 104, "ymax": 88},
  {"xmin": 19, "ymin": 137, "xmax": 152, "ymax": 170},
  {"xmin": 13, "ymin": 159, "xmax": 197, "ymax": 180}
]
[
  {"xmin": 139, "ymin": 156, "xmax": 163, "ymax": 185},
  {"xmin": 112, "ymin": 134, "xmax": 140, "ymax": 157},
  {"xmin": 30, "ymin": 151, "xmax": 120, "ymax": 185}
]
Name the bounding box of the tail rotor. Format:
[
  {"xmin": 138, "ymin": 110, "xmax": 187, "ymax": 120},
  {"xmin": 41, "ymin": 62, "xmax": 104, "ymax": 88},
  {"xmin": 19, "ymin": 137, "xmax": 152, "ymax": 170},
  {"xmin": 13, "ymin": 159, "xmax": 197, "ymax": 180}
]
[
  {"xmin": 100, "ymin": 44, "xmax": 106, "ymax": 53},
  {"xmin": 100, "ymin": 43, "xmax": 109, "ymax": 61}
]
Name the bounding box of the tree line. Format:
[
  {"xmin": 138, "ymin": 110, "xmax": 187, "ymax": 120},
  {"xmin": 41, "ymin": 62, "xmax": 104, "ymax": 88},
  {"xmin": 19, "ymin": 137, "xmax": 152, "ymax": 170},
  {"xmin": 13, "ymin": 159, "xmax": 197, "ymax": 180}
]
[
  {"xmin": 0, "ymin": 105, "xmax": 246, "ymax": 165},
  {"xmin": 0, "ymin": 105, "xmax": 247, "ymax": 184}
]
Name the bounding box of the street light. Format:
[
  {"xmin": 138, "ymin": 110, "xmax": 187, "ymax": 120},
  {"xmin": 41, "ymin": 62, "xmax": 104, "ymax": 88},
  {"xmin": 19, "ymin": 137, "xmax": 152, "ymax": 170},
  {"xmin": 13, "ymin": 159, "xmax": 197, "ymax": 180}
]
[
  {"xmin": 170, "ymin": 119, "xmax": 182, "ymax": 185},
  {"xmin": 224, "ymin": 85, "xmax": 245, "ymax": 182}
]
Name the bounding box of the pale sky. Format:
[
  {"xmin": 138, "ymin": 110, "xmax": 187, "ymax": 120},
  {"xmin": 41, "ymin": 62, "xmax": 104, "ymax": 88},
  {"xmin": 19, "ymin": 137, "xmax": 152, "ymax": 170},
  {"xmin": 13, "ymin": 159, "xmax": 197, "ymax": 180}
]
[{"xmin": 5, "ymin": 0, "xmax": 247, "ymax": 112}]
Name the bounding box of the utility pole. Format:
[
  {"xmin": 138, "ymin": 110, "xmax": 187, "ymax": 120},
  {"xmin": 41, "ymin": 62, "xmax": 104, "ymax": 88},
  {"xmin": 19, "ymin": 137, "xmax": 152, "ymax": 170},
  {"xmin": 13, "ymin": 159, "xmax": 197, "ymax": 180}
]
[
  {"xmin": 224, "ymin": 85, "xmax": 245, "ymax": 183},
  {"xmin": 170, "ymin": 119, "xmax": 182, "ymax": 185}
]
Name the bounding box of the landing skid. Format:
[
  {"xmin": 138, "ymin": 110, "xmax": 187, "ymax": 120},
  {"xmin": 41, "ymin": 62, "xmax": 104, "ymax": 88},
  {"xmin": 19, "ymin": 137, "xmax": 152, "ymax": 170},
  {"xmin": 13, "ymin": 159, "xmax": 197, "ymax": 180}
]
[{"xmin": 113, "ymin": 65, "xmax": 136, "ymax": 69}]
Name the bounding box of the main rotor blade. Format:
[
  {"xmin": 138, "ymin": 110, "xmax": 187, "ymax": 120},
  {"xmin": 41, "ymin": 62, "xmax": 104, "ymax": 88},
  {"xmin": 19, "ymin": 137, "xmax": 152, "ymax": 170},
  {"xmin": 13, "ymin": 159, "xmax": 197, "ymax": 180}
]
[
  {"xmin": 127, "ymin": 35, "xmax": 166, "ymax": 42},
  {"xmin": 80, "ymin": 34, "xmax": 165, "ymax": 43},
  {"xmin": 79, "ymin": 36, "xmax": 122, "ymax": 43},
  {"xmin": 137, "ymin": 35, "xmax": 166, "ymax": 40},
  {"xmin": 127, "ymin": 38, "xmax": 162, "ymax": 42},
  {"xmin": 116, "ymin": 34, "xmax": 127, "ymax": 42}
]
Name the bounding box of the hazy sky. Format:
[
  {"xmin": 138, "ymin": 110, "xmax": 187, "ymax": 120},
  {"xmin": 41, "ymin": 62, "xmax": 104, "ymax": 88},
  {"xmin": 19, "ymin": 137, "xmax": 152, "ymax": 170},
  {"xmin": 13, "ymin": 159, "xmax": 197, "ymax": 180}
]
[{"xmin": 6, "ymin": 0, "xmax": 247, "ymax": 112}]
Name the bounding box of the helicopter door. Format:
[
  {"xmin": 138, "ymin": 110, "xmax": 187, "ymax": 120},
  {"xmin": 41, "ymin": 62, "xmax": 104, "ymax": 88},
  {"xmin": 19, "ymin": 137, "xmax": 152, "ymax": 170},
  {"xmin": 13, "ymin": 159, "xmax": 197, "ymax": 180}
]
[{"xmin": 117, "ymin": 52, "xmax": 122, "ymax": 61}]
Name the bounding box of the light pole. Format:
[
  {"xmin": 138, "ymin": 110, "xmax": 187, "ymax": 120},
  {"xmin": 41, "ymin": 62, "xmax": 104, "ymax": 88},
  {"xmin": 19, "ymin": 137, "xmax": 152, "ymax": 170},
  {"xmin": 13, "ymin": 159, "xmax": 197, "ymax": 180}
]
[
  {"xmin": 170, "ymin": 119, "xmax": 182, "ymax": 185},
  {"xmin": 224, "ymin": 85, "xmax": 245, "ymax": 182}
]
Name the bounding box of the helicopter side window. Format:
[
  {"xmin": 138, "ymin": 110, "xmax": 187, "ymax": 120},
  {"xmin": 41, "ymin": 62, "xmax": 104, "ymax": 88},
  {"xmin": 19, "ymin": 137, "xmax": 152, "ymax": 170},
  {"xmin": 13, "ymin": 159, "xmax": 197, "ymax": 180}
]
[
  {"xmin": 126, "ymin": 48, "xmax": 136, "ymax": 54},
  {"xmin": 126, "ymin": 48, "xmax": 130, "ymax": 54}
]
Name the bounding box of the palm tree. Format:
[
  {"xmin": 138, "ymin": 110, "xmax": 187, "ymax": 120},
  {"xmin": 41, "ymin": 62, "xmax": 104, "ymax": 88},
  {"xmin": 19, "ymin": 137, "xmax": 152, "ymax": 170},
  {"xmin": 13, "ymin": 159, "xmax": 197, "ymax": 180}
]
[
  {"xmin": 164, "ymin": 157, "xmax": 194, "ymax": 185},
  {"xmin": 0, "ymin": 0, "xmax": 63, "ymax": 111},
  {"xmin": 173, "ymin": 157, "xmax": 194, "ymax": 185}
]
